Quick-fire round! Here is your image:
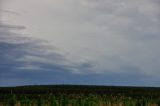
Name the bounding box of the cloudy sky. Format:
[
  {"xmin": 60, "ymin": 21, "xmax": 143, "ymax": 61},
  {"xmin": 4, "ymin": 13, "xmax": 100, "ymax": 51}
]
[{"xmin": 0, "ymin": 0, "xmax": 160, "ymax": 87}]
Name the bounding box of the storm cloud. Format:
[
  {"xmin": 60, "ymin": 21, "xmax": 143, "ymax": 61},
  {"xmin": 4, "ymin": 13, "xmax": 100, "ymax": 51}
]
[
  {"xmin": 0, "ymin": 21, "xmax": 97, "ymax": 86},
  {"xmin": 0, "ymin": 0, "xmax": 160, "ymax": 86}
]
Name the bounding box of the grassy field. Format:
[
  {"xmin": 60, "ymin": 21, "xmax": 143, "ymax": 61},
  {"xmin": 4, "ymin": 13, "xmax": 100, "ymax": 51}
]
[{"xmin": 0, "ymin": 85, "xmax": 160, "ymax": 106}]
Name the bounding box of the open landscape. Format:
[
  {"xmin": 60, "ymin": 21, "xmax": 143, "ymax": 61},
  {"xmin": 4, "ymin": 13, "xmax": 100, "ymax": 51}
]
[
  {"xmin": 1, "ymin": 0, "xmax": 160, "ymax": 106},
  {"xmin": 0, "ymin": 85, "xmax": 160, "ymax": 106}
]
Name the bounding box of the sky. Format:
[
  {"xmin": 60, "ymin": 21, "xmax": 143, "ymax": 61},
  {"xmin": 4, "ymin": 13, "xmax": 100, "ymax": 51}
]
[{"xmin": 0, "ymin": 0, "xmax": 160, "ymax": 87}]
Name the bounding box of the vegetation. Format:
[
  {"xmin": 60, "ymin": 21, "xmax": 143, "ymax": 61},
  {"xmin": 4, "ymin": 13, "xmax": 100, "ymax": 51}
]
[{"xmin": 0, "ymin": 85, "xmax": 160, "ymax": 106}]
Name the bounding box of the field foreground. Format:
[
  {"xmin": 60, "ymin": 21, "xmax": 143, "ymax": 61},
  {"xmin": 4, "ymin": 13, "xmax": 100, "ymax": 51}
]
[{"xmin": 0, "ymin": 85, "xmax": 160, "ymax": 106}]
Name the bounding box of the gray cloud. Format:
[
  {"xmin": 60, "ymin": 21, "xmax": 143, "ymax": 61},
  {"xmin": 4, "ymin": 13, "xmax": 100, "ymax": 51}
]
[
  {"xmin": 0, "ymin": 0, "xmax": 160, "ymax": 86},
  {"xmin": 78, "ymin": 0, "xmax": 160, "ymax": 39},
  {"xmin": 0, "ymin": 21, "xmax": 97, "ymax": 86}
]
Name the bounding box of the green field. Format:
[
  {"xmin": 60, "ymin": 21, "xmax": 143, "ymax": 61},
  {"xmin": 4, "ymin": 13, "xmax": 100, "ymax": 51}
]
[{"xmin": 0, "ymin": 85, "xmax": 160, "ymax": 106}]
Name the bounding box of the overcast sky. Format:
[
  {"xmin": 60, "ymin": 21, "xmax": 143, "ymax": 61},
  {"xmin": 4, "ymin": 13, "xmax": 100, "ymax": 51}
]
[{"xmin": 0, "ymin": 0, "xmax": 160, "ymax": 87}]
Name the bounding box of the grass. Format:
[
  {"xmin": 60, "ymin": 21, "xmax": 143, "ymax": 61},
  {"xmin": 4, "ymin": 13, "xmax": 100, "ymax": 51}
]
[{"xmin": 0, "ymin": 85, "xmax": 160, "ymax": 106}]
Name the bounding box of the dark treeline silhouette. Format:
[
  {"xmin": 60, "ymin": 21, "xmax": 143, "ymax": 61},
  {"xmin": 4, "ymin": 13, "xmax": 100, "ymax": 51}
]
[{"xmin": 0, "ymin": 85, "xmax": 160, "ymax": 98}]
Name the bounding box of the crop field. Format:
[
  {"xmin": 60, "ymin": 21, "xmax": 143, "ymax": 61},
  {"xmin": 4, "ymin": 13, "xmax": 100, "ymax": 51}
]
[{"xmin": 0, "ymin": 85, "xmax": 160, "ymax": 106}]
